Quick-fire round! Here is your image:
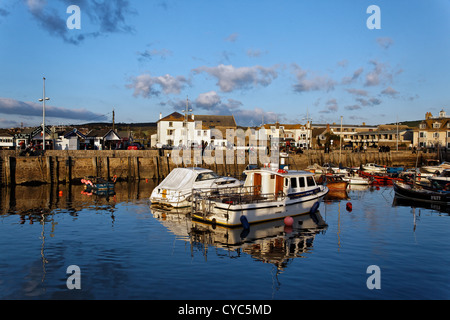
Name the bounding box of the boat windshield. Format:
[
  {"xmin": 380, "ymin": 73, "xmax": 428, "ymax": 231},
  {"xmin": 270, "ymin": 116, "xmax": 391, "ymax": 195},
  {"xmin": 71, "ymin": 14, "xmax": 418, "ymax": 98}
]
[{"xmin": 195, "ymin": 172, "xmax": 220, "ymax": 181}]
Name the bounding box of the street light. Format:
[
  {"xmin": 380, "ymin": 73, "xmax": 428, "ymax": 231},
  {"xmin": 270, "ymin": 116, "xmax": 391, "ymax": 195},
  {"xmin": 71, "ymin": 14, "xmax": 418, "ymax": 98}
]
[{"xmin": 38, "ymin": 77, "xmax": 50, "ymax": 151}]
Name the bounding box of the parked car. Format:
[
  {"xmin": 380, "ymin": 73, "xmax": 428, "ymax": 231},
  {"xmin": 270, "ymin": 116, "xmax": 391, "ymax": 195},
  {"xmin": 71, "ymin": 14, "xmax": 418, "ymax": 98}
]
[{"xmin": 127, "ymin": 142, "xmax": 145, "ymax": 150}]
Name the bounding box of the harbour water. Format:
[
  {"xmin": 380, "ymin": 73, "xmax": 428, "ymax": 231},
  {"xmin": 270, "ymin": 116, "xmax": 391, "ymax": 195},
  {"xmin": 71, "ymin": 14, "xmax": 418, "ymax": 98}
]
[{"xmin": 0, "ymin": 180, "xmax": 449, "ymax": 300}]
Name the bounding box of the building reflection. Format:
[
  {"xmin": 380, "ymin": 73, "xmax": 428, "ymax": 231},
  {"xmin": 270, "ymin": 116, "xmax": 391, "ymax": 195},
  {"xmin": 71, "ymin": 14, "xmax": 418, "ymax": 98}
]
[{"xmin": 0, "ymin": 180, "xmax": 158, "ymax": 221}]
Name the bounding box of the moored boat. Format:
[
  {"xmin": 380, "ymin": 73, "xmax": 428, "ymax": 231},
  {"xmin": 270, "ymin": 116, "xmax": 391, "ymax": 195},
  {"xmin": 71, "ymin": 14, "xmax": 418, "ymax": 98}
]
[
  {"xmin": 393, "ymin": 181, "xmax": 450, "ymax": 205},
  {"xmin": 342, "ymin": 175, "xmax": 370, "ymax": 185},
  {"xmin": 421, "ymin": 160, "xmax": 450, "ymax": 174},
  {"xmin": 427, "ymin": 169, "xmax": 450, "ymax": 188},
  {"xmin": 362, "ymin": 163, "xmax": 387, "ymax": 173},
  {"xmin": 191, "ymin": 168, "xmax": 328, "ymax": 227},
  {"xmin": 82, "ymin": 176, "xmax": 116, "ymax": 195},
  {"xmin": 150, "ymin": 167, "xmax": 242, "ymax": 209},
  {"xmin": 317, "ymin": 174, "xmax": 349, "ymax": 190}
]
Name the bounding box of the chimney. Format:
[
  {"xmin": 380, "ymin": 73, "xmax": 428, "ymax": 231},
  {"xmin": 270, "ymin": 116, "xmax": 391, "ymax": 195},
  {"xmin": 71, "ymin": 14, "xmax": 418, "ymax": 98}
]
[{"xmin": 159, "ymin": 112, "xmax": 162, "ymax": 120}]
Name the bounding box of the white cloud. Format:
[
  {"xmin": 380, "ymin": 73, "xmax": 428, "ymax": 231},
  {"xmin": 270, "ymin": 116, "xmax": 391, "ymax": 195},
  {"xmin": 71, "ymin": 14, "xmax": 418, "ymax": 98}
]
[
  {"xmin": 364, "ymin": 60, "xmax": 396, "ymax": 87},
  {"xmin": 0, "ymin": 97, "xmax": 108, "ymax": 121},
  {"xmin": 193, "ymin": 64, "xmax": 278, "ymax": 92},
  {"xmin": 377, "ymin": 37, "xmax": 394, "ymax": 49},
  {"xmin": 341, "ymin": 67, "xmax": 363, "ymax": 84},
  {"xmin": 225, "ymin": 32, "xmax": 239, "ymax": 42},
  {"xmin": 127, "ymin": 73, "xmax": 190, "ymax": 97},
  {"xmin": 381, "ymin": 86, "xmax": 399, "ymax": 97},
  {"xmin": 292, "ymin": 64, "xmax": 336, "ymax": 93}
]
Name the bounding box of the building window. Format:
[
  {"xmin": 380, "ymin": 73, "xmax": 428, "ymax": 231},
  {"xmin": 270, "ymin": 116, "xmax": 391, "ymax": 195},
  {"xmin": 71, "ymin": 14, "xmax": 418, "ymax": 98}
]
[
  {"xmin": 167, "ymin": 129, "xmax": 174, "ymax": 136},
  {"xmin": 168, "ymin": 122, "xmax": 173, "ymax": 127},
  {"xmin": 419, "ymin": 132, "xmax": 426, "ymax": 138},
  {"xmin": 419, "ymin": 123, "xmax": 426, "ymax": 129},
  {"xmin": 433, "ymin": 122, "xmax": 441, "ymax": 129},
  {"xmin": 433, "ymin": 132, "xmax": 439, "ymax": 138}
]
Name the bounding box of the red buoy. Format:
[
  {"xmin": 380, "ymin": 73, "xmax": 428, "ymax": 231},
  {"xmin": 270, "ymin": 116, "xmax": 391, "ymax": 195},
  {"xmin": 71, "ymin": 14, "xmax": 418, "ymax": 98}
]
[
  {"xmin": 284, "ymin": 216, "xmax": 294, "ymax": 227},
  {"xmin": 346, "ymin": 202, "xmax": 352, "ymax": 212}
]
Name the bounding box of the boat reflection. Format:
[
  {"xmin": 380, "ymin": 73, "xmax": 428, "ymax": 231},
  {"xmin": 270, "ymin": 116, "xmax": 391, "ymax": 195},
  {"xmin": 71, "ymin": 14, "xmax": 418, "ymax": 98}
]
[
  {"xmin": 151, "ymin": 207, "xmax": 328, "ymax": 271},
  {"xmin": 392, "ymin": 196, "xmax": 450, "ymax": 215}
]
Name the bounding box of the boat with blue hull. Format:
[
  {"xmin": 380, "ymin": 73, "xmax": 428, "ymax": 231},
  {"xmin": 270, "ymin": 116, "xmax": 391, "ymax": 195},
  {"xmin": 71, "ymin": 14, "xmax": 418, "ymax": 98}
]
[{"xmin": 192, "ymin": 168, "xmax": 328, "ymax": 228}]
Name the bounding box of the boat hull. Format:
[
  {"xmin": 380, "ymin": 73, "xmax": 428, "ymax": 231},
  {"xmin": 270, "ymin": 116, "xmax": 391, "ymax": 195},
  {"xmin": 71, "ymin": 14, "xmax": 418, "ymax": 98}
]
[
  {"xmin": 393, "ymin": 181, "xmax": 450, "ymax": 205},
  {"xmin": 192, "ymin": 187, "xmax": 328, "ymax": 227}
]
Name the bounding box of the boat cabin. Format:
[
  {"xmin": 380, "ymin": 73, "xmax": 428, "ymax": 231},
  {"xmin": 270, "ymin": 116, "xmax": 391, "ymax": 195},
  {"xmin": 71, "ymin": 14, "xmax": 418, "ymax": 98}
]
[{"xmin": 243, "ymin": 168, "xmax": 318, "ymax": 197}]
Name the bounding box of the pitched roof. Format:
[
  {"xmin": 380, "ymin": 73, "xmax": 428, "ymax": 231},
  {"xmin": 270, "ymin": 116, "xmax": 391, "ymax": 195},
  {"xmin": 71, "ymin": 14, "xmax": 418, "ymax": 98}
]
[{"xmin": 159, "ymin": 112, "xmax": 237, "ymax": 128}]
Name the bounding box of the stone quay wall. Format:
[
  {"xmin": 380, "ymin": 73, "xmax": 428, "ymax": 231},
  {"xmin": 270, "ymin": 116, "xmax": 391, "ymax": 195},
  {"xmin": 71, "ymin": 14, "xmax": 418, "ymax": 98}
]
[{"xmin": 0, "ymin": 148, "xmax": 444, "ymax": 186}]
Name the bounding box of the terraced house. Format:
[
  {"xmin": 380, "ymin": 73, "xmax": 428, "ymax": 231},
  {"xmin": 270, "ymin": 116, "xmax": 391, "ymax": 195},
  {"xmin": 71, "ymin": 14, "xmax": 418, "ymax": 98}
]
[{"xmin": 413, "ymin": 110, "xmax": 450, "ymax": 149}]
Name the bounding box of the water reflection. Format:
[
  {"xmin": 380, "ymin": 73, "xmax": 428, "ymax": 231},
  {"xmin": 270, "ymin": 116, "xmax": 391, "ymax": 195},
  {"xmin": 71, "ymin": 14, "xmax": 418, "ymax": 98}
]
[
  {"xmin": 151, "ymin": 206, "xmax": 328, "ymax": 272},
  {"xmin": 0, "ymin": 180, "xmax": 157, "ymax": 219},
  {"xmin": 392, "ymin": 196, "xmax": 450, "ymax": 215}
]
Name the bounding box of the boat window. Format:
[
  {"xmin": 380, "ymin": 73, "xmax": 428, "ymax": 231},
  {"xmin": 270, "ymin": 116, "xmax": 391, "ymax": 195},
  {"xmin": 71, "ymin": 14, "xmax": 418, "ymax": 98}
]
[
  {"xmin": 291, "ymin": 177, "xmax": 297, "ymax": 188},
  {"xmin": 285, "ymin": 178, "xmax": 289, "ymax": 187},
  {"xmin": 306, "ymin": 176, "xmax": 316, "ymax": 187},
  {"xmin": 195, "ymin": 172, "xmax": 220, "ymax": 181},
  {"xmin": 299, "ymin": 177, "xmax": 305, "ymax": 188}
]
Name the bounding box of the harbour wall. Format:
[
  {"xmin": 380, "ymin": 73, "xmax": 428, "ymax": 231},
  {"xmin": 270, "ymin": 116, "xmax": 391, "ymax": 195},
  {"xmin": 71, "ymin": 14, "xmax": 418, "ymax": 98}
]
[{"xmin": 0, "ymin": 149, "xmax": 445, "ymax": 186}]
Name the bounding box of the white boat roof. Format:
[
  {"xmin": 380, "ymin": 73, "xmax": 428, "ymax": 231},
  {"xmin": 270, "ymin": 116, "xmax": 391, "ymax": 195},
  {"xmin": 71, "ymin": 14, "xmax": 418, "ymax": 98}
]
[
  {"xmin": 156, "ymin": 167, "xmax": 213, "ymax": 190},
  {"xmin": 243, "ymin": 168, "xmax": 314, "ymax": 177}
]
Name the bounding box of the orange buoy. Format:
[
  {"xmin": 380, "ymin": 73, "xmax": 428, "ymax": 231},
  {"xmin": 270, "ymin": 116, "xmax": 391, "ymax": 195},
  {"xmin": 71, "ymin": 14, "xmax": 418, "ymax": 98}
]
[{"xmin": 59, "ymin": 191, "xmax": 63, "ymax": 197}]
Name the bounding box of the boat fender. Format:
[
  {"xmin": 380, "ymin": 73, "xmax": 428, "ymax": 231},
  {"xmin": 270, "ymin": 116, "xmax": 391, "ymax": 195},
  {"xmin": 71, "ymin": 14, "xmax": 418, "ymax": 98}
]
[
  {"xmin": 112, "ymin": 175, "xmax": 117, "ymax": 183},
  {"xmin": 240, "ymin": 228, "xmax": 250, "ymax": 239},
  {"xmin": 310, "ymin": 201, "xmax": 320, "ymax": 214},
  {"xmin": 310, "ymin": 212, "xmax": 319, "ymax": 224},
  {"xmin": 346, "ymin": 202, "xmax": 352, "ymax": 212},
  {"xmin": 240, "ymin": 215, "xmax": 250, "ymax": 230},
  {"xmin": 277, "ymin": 169, "xmax": 288, "ymax": 174}
]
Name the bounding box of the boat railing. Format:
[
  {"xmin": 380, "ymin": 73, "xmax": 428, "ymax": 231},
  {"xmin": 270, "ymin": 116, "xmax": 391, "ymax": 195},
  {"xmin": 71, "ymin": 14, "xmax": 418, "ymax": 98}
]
[{"xmin": 191, "ymin": 185, "xmax": 286, "ymax": 216}]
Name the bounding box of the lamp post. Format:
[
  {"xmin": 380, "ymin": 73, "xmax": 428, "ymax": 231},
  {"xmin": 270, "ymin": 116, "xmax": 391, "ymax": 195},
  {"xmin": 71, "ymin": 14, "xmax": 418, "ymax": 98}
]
[
  {"xmin": 38, "ymin": 77, "xmax": 50, "ymax": 151},
  {"xmin": 339, "ymin": 116, "xmax": 343, "ymax": 164}
]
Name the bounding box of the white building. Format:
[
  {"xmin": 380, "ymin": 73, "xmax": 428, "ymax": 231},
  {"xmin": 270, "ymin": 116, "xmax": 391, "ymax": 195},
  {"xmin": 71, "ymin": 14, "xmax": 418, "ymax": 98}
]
[
  {"xmin": 156, "ymin": 112, "xmax": 237, "ymax": 148},
  {"xmin": 258, "ymin": 122, "xmax": 312, "ymax": 149}
]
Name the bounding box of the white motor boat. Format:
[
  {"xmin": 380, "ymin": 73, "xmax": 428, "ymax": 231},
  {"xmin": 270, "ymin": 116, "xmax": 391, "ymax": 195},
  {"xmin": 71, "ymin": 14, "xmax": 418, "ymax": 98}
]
[
  {"xmin": 421, "ymin": 161, "xmax": 450, "ymax": 174},
  {"xmin": 342, "ymin": 175, "xmax": 370, "ymax": 185},
  {"xmin": 362, "ymin": 163, "xmax": 387, "ymax": 173},
  {"xmin": 192, "ymin": 168, "xmax": 328, "ymax": 227},
  {"xmin": 150, "ymin": 167, "xmax": 242, "ymax": 208},
  {"xmin": 428, "ymin": 169, "xmax": 450, "ymax": 187}
]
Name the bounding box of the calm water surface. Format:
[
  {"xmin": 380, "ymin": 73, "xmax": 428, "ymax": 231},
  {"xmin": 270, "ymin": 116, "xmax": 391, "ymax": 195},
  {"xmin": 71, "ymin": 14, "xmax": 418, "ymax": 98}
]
[{"xmin": 1, "ymin": 181, "xmax": 449, "ymax": 300}]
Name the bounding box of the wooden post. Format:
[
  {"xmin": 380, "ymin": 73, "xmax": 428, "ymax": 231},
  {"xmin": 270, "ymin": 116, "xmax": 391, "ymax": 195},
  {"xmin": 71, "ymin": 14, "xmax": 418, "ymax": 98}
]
[
  {"xmin": 66, "ymin": 156, "xmax": 72, "ymax": 184},
  {"xmin": 104, "ymin": 157, "xmax": 110, "ymax": 179},
  {"xmin": 134, "ymin": 156, "xmax": 140, "ymax": 180},
  {"xmin": 46, "ymin": 156, "xmax": 52, "ymax": 183},
  {"xmin": 5, "ymin": 156, "xmax": 11, "ymax": 186},
  {"xmin": 92, "ymin": 157, "xmax": 97, "ymax": 177}
]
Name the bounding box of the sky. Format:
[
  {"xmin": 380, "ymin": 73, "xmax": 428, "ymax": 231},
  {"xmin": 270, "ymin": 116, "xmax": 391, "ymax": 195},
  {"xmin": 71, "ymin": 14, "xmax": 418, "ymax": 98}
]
[{"xmin": 0, "ymin": 0, "xmax": 449, "ymax": 128}]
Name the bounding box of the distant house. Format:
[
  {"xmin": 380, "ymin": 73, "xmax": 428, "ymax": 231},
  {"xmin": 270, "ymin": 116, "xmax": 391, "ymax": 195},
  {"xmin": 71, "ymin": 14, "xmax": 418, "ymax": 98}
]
[
  {"xmin": 413, "ymin": 109, "xmax": 450, "ymax": 149},
  {"xmin": 258, "ymin": 122, "xmax": 312, "ymax": 149},
  {"xmin": 156, "ymin": 112, "xmax": 237, "ymax": 148},
  {"xmin": 85, "ymin": 128, "xmax": 121, "ymax": 150},
  {"xmin": 0, "ymin": 129, "xmax": 15, "ymax": 150},
  {"xmin": 54, "ymin": 128, "xmax": 87, "ymax": 150},
  {"xmin": 14, "ymin": 126, "xmax": 53, "ymax": 149}
]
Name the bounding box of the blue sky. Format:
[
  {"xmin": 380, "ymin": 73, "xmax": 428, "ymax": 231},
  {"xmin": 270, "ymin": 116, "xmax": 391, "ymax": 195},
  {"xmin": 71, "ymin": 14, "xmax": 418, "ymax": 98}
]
[{"xmin": 0, "ymin": 0, "xmax": 449, "ymax": 128}]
